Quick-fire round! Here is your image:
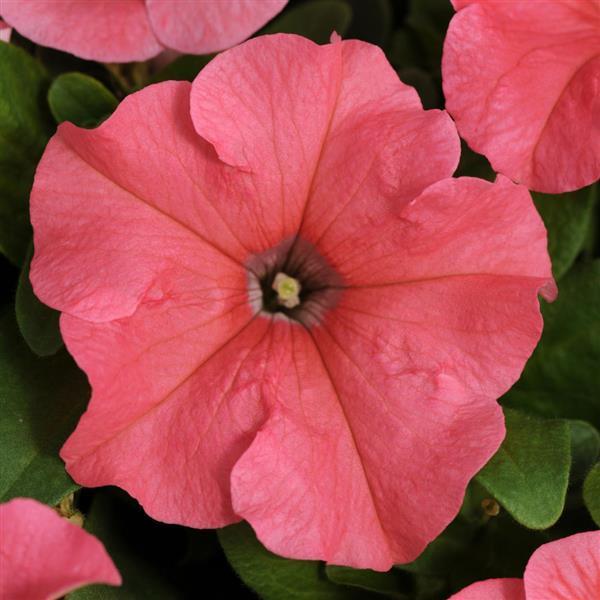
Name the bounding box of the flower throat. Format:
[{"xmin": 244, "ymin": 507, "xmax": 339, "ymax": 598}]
[{"xmin": 247, "ymin": 237, "xmax": 342, "ymax": 326}]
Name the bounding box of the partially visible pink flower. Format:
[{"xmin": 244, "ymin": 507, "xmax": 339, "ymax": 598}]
[
  {"xmin": 450, "ymin": 531, "xmax": 600, "ymax": 600},
  {"xmin": 0, "ymin": 18, "xmax": 11, "ymax": 43},
  {"xmin": 0, "ymin": 498, "xmax": 121, "ymax": 600},
  {"xmin": 442, "ymin": 0, "xmax": 600, "ymax": 193},
  {"xmin": 30, "ymin": 34, "xmax": 554, "ymax": 570},
  {"xmin": 449, "ymin": 579, "xmax": 525, "ymax": 600},
  {"xmin": 0, "ymin": 0, "xmax": 287, "ymax": 62}
]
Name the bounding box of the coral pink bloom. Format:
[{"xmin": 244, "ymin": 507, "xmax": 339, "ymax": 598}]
[
  {"xmin": 450, "ymin": 530, "xmax": 600, "ymax": 599},
  {"xmin": 0, "ymin": 0, "xmax": 287, "ymax": 62},
  {"xmin": 442, "ymin": 0, "xmax": 600, "ymax": 193},
  {"xmin": 30, "ymin": 34, "xmax": 555, "ymax": 570},
  {"xmin": 0, "ymin": 498, "xmax": 121, "ymax": 599}
]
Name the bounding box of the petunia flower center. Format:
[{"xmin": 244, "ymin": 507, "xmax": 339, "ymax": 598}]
[
  {"xmin": 272, "ymin": 272, "xmax": 301, "ymax": 308},
  {"xmin": 247, "ymin": 237, "xmax": 343, "ymax": 326}
]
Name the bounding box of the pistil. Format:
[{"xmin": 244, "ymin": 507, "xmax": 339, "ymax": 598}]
[{"xmin": 272, "ymin": 272, "xmax": 301, "ymax": 308}]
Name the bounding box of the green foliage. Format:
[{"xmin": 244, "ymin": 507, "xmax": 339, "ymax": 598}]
[
  {"xmin": 70, "ymin": 489, "xmax": 181, "ymax": 599},
  {"xmin": 533, "ymin": 184, "xmax": 597, "ymax": 280},
  {"xmin": 403, "ymin": 0, "xmax": 453, "ymax": 74},
  {"xmin": 15, "ymin": 243, "xmax": 62, "ymax": 356},
  {"xmin": 263, "ymin": 0, "xmax": 352, "ymax": 44},
  {"xmin": 454, "ymin": 143, "xmax": 495, "ymax": 181},
  {"xmin": 325, "ymin": 565, "xmax": 407, "ymax": 598},
  {"xmin": 0, "ymin": 305, "xmax": 87, "ymax": 505},
  {"xmin": 568, "ymin": 420, "xmax": 600, "ymax": 486},
  {"xmin": 397, "ymin": 67, "xmax": 440, "ymax": 110},
  {"xmin": 0, "ymin": 42, "xmax": 54, "ymax": 266},
  {"xmin": 476, "ymin": 409, "xmax": 570, "ymax": 529},
  {"xmin": 35, "ymin": 45, "xmax": 109, "ymax": 80},
  {"xmin": 219, "ymin": 522, "xmax": 375, "ymax": 599},
  {"xmin": 151, "ymin": 54, "xmax": 214, "ymax": 84},
  {"xmin": 388, "ymin": 29, "xmax": 423, "ymax": 72},
  {"xmin": 389, "ymin": 0, "xmax": 452, "ymax": 73},
  {"xmin": 503, "ymin": 261, "xmax": 600, "ymax": 429},
  {"xmin": 48, "ymin": 72, "xmax": 118, "ymax": 127},
  {"xmin": 398, "ymin": 482, "xmax": 547, "ymax": 598},
  {"xmin": 343, "ymin": 0, "xmax": 392, "ymax": 46},
  {"xmin": 583, "ymin": 463, "xmax": 600, "ymax": 527},
  {"xmin": 387, "ymin": 0, "xmax": 454, "ymax": 109}
]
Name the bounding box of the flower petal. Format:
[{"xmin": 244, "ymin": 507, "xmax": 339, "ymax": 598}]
[
  {"xmin": 315, "ymin": 176, "xmax": 556, "ymax": 301},
  {"xmin": 299, "ymin": 40, "xmax": 460, "ymax": 242},
  {"xmin": 232, "ymin": 318, "xmax": 504, "ymax": 569},
  {"xmin": 442, "ymin": 1, "xmax": 600, "ymax": 193},
  {"xmin": 310, "ymin": 306, "xmax": 506, "ymax": 565},
  {"xmin": 190, "ymin": 35, "xmax": 429, "ymax": 245},
  {"xmin": 524, "ymin": 530, "xmax": 600, "ymax": 599},
  {"xmin": 190, "ymin": 34, "xmax": 344, "ymax": 245},
  {"xmin": 253, "ymin": 177, "xmax": 552, "ymax": 565},
  {"xmin": 231, "ymin": 321, "xmax": 396, "ymax": 570},
  {"xmin": 449, "ymin": 578, "xmax": 525, "ymax": 600},
  {"xmin": 146, "ymin": 0, "xmax": 287, "ymax": 54},
  {"xmin": 60, "ymin": 310, "xmax": 271, "ymax": 528},
  {"xmin": 318, "ymin": 178, "xmax": 554, "ymax": 408},
  {"xmin": 0, "ymin": 0, "xmax": 162, "ymax": 62},
  {"xmin": 0, "ymin": 498, "xmax": 120, "ymax": 600},
  {"xmin": 30, "ymin": 81, "xmax": 255, "ymax": 322}
]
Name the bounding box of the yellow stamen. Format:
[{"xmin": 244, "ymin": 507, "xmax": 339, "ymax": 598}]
[{"xmin": 272, "ymin": 272, "xmax": 301, "ymax": 309}]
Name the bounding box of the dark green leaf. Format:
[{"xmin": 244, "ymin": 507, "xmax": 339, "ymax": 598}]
[
  {"xmin": 263, "ymin": 0, "xmax": 353, "ymax": 44},
  {"xmin": 219, "ymin": 522, "xmax": 374, "ymax": 599},
  {"xmin": 0, "ymin": 42, "xmax": 53, "ymax": 266},
  {"xmin": 70, "ymin": 489, "xmax": 181, "ymax": 599},
  {"xmin": 35, "ymin": 45, "xmax": 109, "ymax": 81},
  {"xmin": 0, "ymin": 305, "xmax": 87, "ymax": 504},
  {"xmin": 476, "ymin": 409, "xmax": 570, "ymax": 529},
  {"xmin": 411, "ymin": 513, "xmax": 545, "ymax": 599},
  {"xmin": 568, "ymin": 420, "xmax": 600, "ymax": 486},
  {"xmin": 405, "ymin": 0, "xmax": 453, "ymax": 73},
  {"xmin": 387, "ymin": 0, "xmax": 451, "ymax": 111},
  {"xmin": 325, "ymin": 565, "xmax": 406, "ymax": 598},
  {"xmin": 15, "ymin": 243, "xmax": 62, "ymax": 356},
  {"xmin": 454, "ymin": 142, "xmax": 495, "ymax": 181},
  {"xmin": 151, "ymin": 54, "xmax": 214, "ymax": 84},
  {"xmin": 388, "ymin": 29, "xmax": 423, "ymax": 71},
  {"xmin": 48, "ymin": 72, "xmax": 118, "ymax": 128},
  {"xmin": 582, "ymin": 188, "xmax": 599, "ymax": 258},
  {"xmin": 533, "ymin": 183, "xmax": 597, "ymax": 280},
  {"xmin": 397, "ymin": 67, "xmax": 440, "ymax": 110},
  {"xmin": 583, "ymin": 463, "xmax": 600, "ymax": 527},
  {"xmin": 503, "ymin": 261, "xmax": 600, "ymax": 429},
  {"xmin": 399, "ymin": 482, "xmax": 547, "ymax": 598},
  {"xmin": 344, "ymin": 0, "xmax": 392, "ymax": 46},
  {"xmin": 409, "ymin": 0, "xmax": 454, "ymax": 32}
]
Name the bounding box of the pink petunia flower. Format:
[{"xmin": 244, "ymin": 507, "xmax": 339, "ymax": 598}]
[
  {"xmin": 450, "ymin": 530, "xmax": 600, "ymax": 599},
  {"xmin": 0, "ymin": 0, "xmax": 287, "ymax": 62},
  {"xmin": 442, "ymin": 0, "xmax": 600, "ymax": 194},
  {"xmin": 0, "ymin": 498, "xmax": 121, "ymax": 599},
  {"xmin": 29, "ymin": 34, "xmax": 555, "ymax": 570}
]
